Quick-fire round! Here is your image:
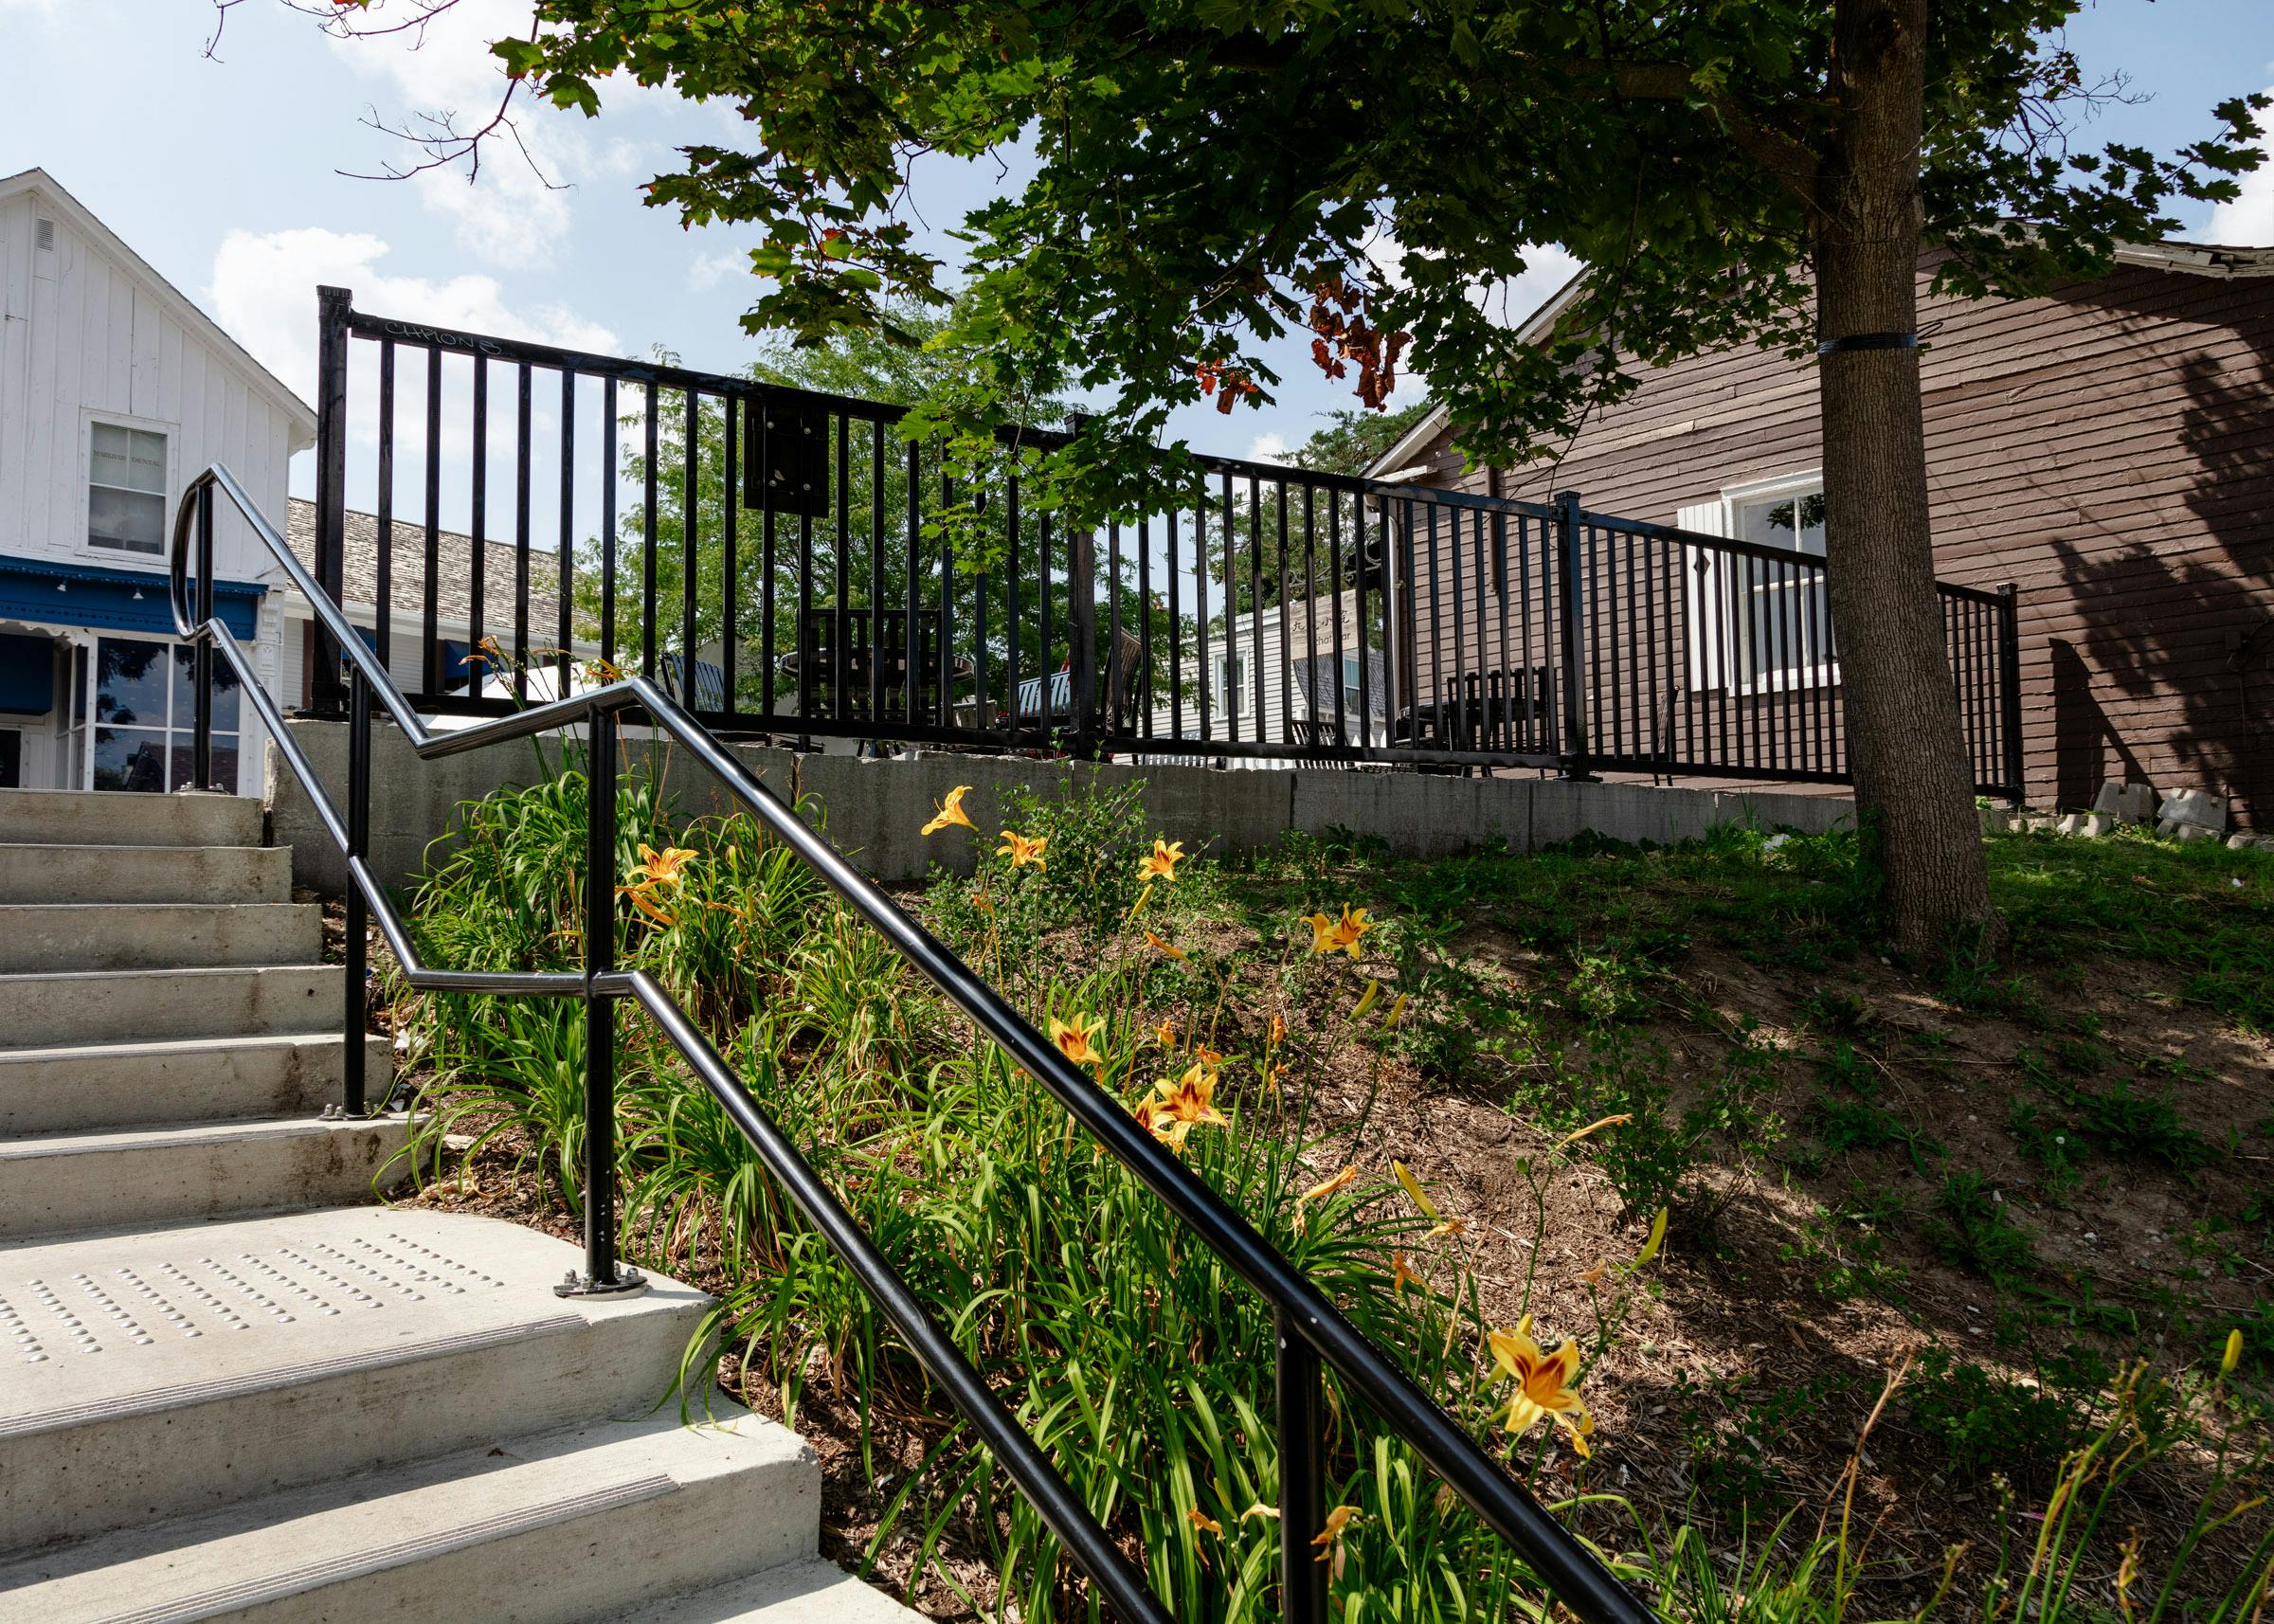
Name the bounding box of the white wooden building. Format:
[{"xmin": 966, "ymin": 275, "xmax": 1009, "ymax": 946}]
[
  {"xmin": 1142, "ymin": 589, "xmax": 1390, "ymax": 766},
  {"xmin": 0, "ymin": 168, "xmax": 314, "ymax": 795}
]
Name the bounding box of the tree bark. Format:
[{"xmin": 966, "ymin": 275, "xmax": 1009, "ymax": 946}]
[{"xmin": 1813, "ymin": 0, "xmax": 1996, "ymax": 956}]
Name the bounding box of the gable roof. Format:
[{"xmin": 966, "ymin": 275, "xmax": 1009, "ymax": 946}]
[
  {"xmin": 1359, "ymin": 239, "xmax": 2274, "ymax": 480},
  {"xmin": 284, "ymin": 496, "xmax": 566, "ymax": 639},
  {"xmin": 0, "ymin": 167, "xmax": 316, "ymax": 447}
]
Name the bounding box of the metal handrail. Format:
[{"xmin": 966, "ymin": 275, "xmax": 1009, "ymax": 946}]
[{"xmin": 171, "ymin": 461, "xmax": 1653, "ymax": 1624}]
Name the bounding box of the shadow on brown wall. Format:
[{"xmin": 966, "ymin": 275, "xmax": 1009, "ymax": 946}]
[{"xmin": 2047, "ymin": 276, "xmax": 2274, "ymax": 826}]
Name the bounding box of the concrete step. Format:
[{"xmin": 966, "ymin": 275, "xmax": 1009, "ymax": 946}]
[
  {"xmin": 0, "ymin": 787, "xmax": 263, "ymax": 849},
  {"xmin": 0, "ymin": 1408, "xmax": 816, "ymax": 1624},
  {"xmin": 0, "ymin": 965, "xmax": 345, "ymax": 1048},
  {"xmin": 0, "ymin": 1209, "xmax": 730, "ymax": 1552},
  {"xmin": 0, "ymin": 902, "xmax": 322, "ymax": 973},
  {"xmin": 0, "ymin": 1033, "xmax": 392, "ymax": 1135},
  {"xmin": 0, "ymin": 842, "xmax": 293, "ymax": 905},
  {"xmin": 601, "ymin": 1562, "xmax": 925, "ymax": 1624},
  {"xmin": 0, "ymin": 1115, "xmax": 415, "ymax": 1241}
]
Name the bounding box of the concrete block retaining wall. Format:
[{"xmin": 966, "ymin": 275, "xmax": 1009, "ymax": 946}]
[{"xmin": 266, "ymin": 720, "xmax": 1855, "ymax": 897}]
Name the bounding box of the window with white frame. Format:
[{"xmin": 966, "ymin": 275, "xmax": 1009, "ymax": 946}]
[
  {"xmin": 1679, "ymin": 476, "xmax": 1833, "ymax": 691},
  {"xmin": 1215, "ymin": 653, "xmax": 1243, "ymax": 717},
  {"xmin": 88, "ymin": 424, "xmax": 168, "ymax": 555},
  {"xmin": 1341, "ymin": 653, "xmax": 1363, "ymax": 716}
]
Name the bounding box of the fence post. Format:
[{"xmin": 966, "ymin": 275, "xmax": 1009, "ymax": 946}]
[
  {"xmin": 311, "ymin": 285, "xmax": 352, "ymax": 719},
  {"xmin": 1553, "ymin": 490, "xmax": 1592, "ymax": 779},
  {"xmin": 1997, "ymin": 583, "xmax": 2025, "ymax": 800},
  {"xmin": 561, "ymin": 703, "xmax": 646, "ymax": 1299}
]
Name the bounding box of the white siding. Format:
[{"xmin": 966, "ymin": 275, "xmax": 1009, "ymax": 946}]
[{"xmin": 0, "ymin": 189, "xmax": 299, "ymax": 586}]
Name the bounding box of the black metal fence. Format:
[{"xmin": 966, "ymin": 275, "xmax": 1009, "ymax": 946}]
[{"xmin": 311, "ymin": 288, "xmax": 2023, "ymax": 796}]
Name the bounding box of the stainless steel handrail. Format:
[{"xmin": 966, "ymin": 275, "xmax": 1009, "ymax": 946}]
[{"xmin": 171, "ymin": 460, "xmax": 1651, "ymax": 1624}]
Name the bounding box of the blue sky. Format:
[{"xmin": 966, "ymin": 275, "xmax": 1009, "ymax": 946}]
[{"xmin": 4, "ymin": 0, "xmax": 2272, "ymax": 495}]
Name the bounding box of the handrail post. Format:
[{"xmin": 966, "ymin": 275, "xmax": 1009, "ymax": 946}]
[
  {"xmin": 1997, "ymin": 583, "xmax": 2024, "ymax": 800},
  {"xmin": 192, "ymin": 481, "xmax": 216, "ymax": 790},
  {"xmin": 343, "ymin": 665, "xmax": 370, "ymax": 1115},
  {"xmin": 312, "ymin": 285, "xmax": 352, "ymax": 719},
  {"xmin": 560, "ymin": 702, "xmax": 646, "ymax": 1299},
  {"xmin": 1553, "ymin": 491, "xmax": 1593, "ymax": 779},
  {"xmin": 1277, "ymin": 1310, "xmax": 1327, "ymax": 1624},
  {"xmin": 1069, "ymin": 523, "xmax": 1098, "ymax": 757}
]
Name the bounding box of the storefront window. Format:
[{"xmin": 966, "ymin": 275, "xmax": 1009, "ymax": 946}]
[{"xmin": 89, "ymin": 637, "xmax": 239, "ymax": 792}]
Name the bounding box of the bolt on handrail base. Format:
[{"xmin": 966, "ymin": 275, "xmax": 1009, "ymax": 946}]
[{"xmin": 553, "ymin": 1266, "xmax": 650, "ymax": 1300}]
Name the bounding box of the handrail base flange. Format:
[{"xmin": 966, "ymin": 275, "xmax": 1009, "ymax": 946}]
[{"xmin": 553, "ymin": 1267, "xmax": 649, "ymax": 1300}]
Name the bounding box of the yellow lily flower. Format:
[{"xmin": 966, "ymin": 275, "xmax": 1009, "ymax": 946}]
[
  {"xmin": 1152, "ymin": 1019, "xmax": 1178, "ymax": 1050},
  {"xmin": 1146, "ymin": 1060, "xmax": 1229, "ymax": 1148},
  {"xmin": 1049, "ymin": 1011, "xmax": 1107, "ymax": 1070},
  {"xmin": 628, "ymin": 843, "xmax": 699, "ymax": 887},
  {"xmin": 1391, "ymin": 1250, "xmax": 1422, "ymax": 1296},
  {"xmin": 999, "ymin": 829, "xmax": 1048, "ymax": 869},
  {"xmin": 1302, "ymin": 911, "xmax": 1340, "ymax": 955},
  {"xmin": 1186, "ymin": 1507, "xmax": 1222, "ymax": 1535},
  {"xmin": 1310, "ymin": 1504, "xmax": 1362, "ymax": 1566},
  {"xmin": 1137, "ymin": 839, "xmax": 1187, "ymax": 883},
  {"xmin": 1144, "ymin": 929, "xmax": 1187, "ymax": 961},
  {"xmin": 1487, "ymin": 1315, "xmax": 1594, "ymax": 1449},
  {"xmin": 920, "ymin": 785, "xmax": 977, "ymax": 836},
  {"xmin": 1300, "ymin": 1164, "xmax": 1358, "ymax": 1203},
  {"xmin": 1330, "ymin": 906, "xmax": 1374, "ymax": 957},
  {"xmin": 1268, "ymin": 1013, "xmax": 1287, "ymax": 1046}
]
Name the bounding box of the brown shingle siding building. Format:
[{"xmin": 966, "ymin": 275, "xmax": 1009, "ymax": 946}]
[{"xmin": 1372, "ymin": 244, "xmax": 2274, "ymax": 828}]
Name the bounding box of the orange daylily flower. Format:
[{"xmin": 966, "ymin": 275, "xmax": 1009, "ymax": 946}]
[
  {"xmin": 1311, "ymin": 1504, "xmax": 1362, "ymax": 1567},
  {"xmin": 1137, "ymin": 839, "xmax": 1187, "ymax": 883},
  {"xmin": 619, "ymin": 843, "xmax": 698, "ymax": 927},
  {"xmin": 1558, "ymin": 1112, "xmax": 1633, "ymax": 1149},
  {"xmin": 999, "ymin": 829, "xmax": 1048, "ymax": 869},
  {"xmin": 1152, "ymin": 1020, "xmax": 1178, "ymax": 1049},
  {"xmin": 1301, "ymin": 1164, "xmax": 1359, "ymax": 1204},
  {"xmin": 1192, "ymin": 1042, "xmax": 1223, "ymax": 1067},
  {"xmin": 1579, "ymin": 1259, "xmax": 1609, "ymax": 1290},
  {"xmin": 1049, "ymin": 1011, "xmax": 1107, "ymax": 1069},
  {"xmin": 629, "ymin": 843, "xmax": 698, "ymax": 886},
  {"xmin": 1302, "ymin": 905, "xmax": 1374, "ymax": 959},
  {"xmin": 1486, "ymin": 1314, "xmax": 1596, "ymax": 1453},
  {"xmin": 1391, "ymin": 1250, "xmax": 1423, "ymax": 1296},
  {"xmin": 1186, "ymin": 1507, "xmax": 1223, "ymax": 1535},
  {"xmin": 921, "ymin": 785, "xmax": 978, "ymax": 837},
  {"xmin": 1268, "ymin": 1013, "xmax": 1287, "ymax": 1046},
  {"xmin": 1145, "ymin": 929, "xmax": 1187, "ymax": 961},
  {"xmin": 1146, "ymin": 1060, "xmax": 1229, "ymax": 1148}
]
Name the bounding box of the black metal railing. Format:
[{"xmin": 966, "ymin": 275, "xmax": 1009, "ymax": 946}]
[
  {"xmin": 175, "ymin": 460, "xmax": 1655, "ymax": 1624},
  {"xmin": 308, "ymin": 287, "xmax": 2022, "ymax": 796}
]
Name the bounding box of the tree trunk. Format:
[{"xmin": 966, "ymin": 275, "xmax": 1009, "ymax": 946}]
[{"xmin": 1813, "ymin": 0, "xmax": 1995, "ymax": 957}]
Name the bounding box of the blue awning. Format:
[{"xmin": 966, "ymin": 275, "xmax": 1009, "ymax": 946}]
[{"xmin": 0, "ymin": 556, "xmax": 264, "ymax": 641}]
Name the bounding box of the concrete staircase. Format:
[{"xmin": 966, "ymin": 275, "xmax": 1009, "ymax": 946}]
[{"xmin": 0, "ymin": 787, "xmax": 917, "ymax": 1624}]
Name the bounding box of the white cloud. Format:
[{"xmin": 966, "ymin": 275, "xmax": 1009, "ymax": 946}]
[
  {"xmin": 687, "ymin": 250, "xmax": 745, "ymax": 293},
  {"xmin": 2206, "ymin": 88, "xmax": 2274, "ymax": 245},
  {"xmin": 1247, "ymin": 431, "xmax": 1290, "ymax": 464},
  {"xmin": 208, "ymin": 226, "xmax": 619, "ymax": 399}
]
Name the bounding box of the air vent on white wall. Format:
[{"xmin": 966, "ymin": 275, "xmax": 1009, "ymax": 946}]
[{"xmin": 35, "ymin": 218, "xmax": 55, "ymax": 252}]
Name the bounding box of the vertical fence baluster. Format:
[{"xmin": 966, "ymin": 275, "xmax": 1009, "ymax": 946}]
[
  {"xmin": 1554, "ymin": 493, "xmax": 1589, "ymax": 777},
  {"xmin": 423, "ymin": 348, "xmax": 442, "ymax": 695},
  {"xmin": 558, "ymin": 368, "xmax": 576, "ymax": 702},
  {"xmin": 794, "ymin": 412, "xmax": 814, "ymax": 747},
  {"xmin": 193, "ymin": 484, "xmax": 214, "ymax": 789},
  {"xmin": 471, "ymin": 356, "xmax": 488, "ymax": 693},
  {"xmin": 641, "ymin": 382, "xmax": 659, "ymax": 682},
  {"xmin": 1277, "ymin": 1311, "xmax": 1327, "ymax": 1624},
  {"xmin": 1273, "ymin": 481, "xmax": 1289, "ymax": 748},
  {"xmin": 833, "ymin": 413, "xmax": 850, "ymax": 735},
  {"xmin": 869, "ymin": 420, "xmax": 885, "ymax": 728},
  {"xmin": 722, "ymin": 397, "xmax": 739, "ymax": 714},
  {"xmin": 1006, "ymin": 477, "xmax": 1023, "ymax": 747},
  {"xmin": 1249, "ymin": 474, "xmax": 1264, "ymax": 743},
  {"xmin": 313, "ymin": 287, "xmax": 351, "ymax": 718},
  {"xmin": 683, "ymin": 389, "xmax": 702, "ymax": 710},
  {"xmin": 375, "ymin": 339, "xmax": 394, "ymax": 678},
  {"xmin": 1137, "ymin": 514, "xmax": 1153, "ymax": 739},
  {"xmin": 344, "ymin": 664, "xmax": 369, "ymax": 1116},
  {"xmin": 515, "ymin": 362, "xmax": 533, "ymax": 704},
  {"xmin": 601, "ymin": 377, "xmax": 618, "ymax": 677},
  {"xmin": 1998, "ymin": 584, "xmax": 2024, "ymax": 798},
  {"xmin": 1326, "ymin": 492, "xmax": 1345, "ymax": 749},
  {"xmin": 759, "ymin": 408, "xmax": 777, "ymax": 727},
  {"xmin": 1301, "ymin": 486, "xmax": 1318, "ymax": 751}
]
